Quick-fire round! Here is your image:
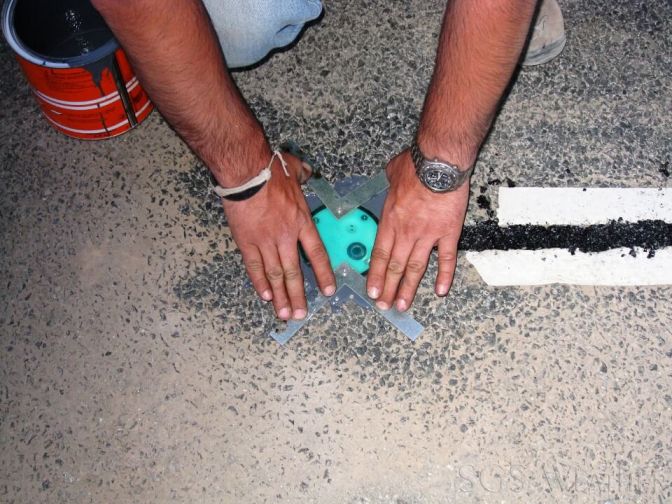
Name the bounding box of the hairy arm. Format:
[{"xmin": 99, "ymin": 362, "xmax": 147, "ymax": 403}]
[
  {"xmin": 92, "ymin": 0, "xmax": 335, "ymax": 319},
  {"xmin": 368, "ymin": 0, "xmax": 537, "ymax": 311},
  {"xmin": 418, "ymin": 0, "xmax": 537, "ymax": 166},
  {"xmin": 91, "ymin": 0, "xmax": 268, "ymax": 186}
]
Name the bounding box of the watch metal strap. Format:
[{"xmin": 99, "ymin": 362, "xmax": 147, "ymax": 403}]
[{"xmin": 410, "ymin": 141, "xmax": 425, "ymax": 175}]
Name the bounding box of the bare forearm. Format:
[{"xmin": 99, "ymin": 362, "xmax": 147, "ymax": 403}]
[
  {"xmin": 419, "ymin": 0, "xmax": 537, "ymax": 167},
  {"xmin": 92, "ymin": 0, "xmax": 269, "ymax": 186}
]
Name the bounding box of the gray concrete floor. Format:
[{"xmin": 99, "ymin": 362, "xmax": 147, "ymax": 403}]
[{"xmin": 1, "ymin": 0, "xmax": 671, "ymax": 502}]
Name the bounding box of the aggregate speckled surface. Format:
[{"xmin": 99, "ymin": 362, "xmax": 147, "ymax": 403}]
[{"xmin": 1, "ymin": 0, "xmax": 671, "ymax": 503}]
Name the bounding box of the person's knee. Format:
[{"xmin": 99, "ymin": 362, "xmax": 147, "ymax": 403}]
[{"xmin": 202, "ymin": 0, "xmax": 323, "ymax": 68}]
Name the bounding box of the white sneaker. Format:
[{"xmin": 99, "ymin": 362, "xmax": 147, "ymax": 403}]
[{"xmin": 523, "ymin": 0, "xmax": 567, "ymax": 66}]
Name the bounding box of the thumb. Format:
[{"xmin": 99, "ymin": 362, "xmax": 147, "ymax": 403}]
[{"xmin": 279, "ymin": 152, "xmax": 313, "ymax": 184}]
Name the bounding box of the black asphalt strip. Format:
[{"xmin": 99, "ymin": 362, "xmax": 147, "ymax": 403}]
[{"xmin": 459, "ymin": 219, "xmax": 672, "ymax": 255}]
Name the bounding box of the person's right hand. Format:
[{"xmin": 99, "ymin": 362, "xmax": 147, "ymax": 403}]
[{"xmin": 222, "ymin": 152, "xmax": 336, "ymax": 321}]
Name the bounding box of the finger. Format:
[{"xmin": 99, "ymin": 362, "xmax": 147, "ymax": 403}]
[
  {"xmin": 278, "ymin": 242, "xmax": 308, "ymax": 320},
  {"xmin": 366, "ymin": 224, "xmax": 395, "ymax": 300},
  {"xmin": 435, "ymin": 237, "xmax": 459, "ymax": 296},
  {"xmin": 376, "ymin": 239, "xmax": 414, "ymax": 311},
  {"xmin": 260, "ymin": 247, "xmax": 292, "ymax": 320},
  {"xmin": 299, "ymin": 224, "xmax": 336, "ymax": 296},
  {"xmin": 394, "ymin": 241, "xmax": 433, "ymax": 312},
  {"xmin": 240, "ymin": 245, "xmax": 272, "ymax": 301}
]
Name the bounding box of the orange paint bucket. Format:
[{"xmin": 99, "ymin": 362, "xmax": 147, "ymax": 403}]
[{"xmin": 1, "ymin": 0, "xmax": 153, "ymax": 140}]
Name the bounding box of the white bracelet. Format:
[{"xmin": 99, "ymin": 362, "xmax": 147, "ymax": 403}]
[{"xmin": 213, "ymin": 150, "xmax": 290, "ymax": 199}]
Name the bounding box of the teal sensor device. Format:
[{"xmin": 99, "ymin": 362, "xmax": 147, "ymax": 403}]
[{"xmin": 310, "ymin": 205, "xmax": 378, "ymax": 275}]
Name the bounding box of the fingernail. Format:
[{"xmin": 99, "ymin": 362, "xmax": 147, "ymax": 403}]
[
  {"xmin": 396, "ymin": 299, "xmax": 407, "ymax": 312},
  {"xmin": 278, "ymin": 307, "xmax": 291, "ymax": 320},
  {"xmin": 324, "ymin": 285, "xmax": 336, "ymax": 296},
  {"xmin": 368, "ymin": 287, "xmax": 380, "ymax": 299},
  {"xmin": 376, "ymin": 300, "xmax": 389, "ymax": 311},
  {"xmin": 436, "ymin": 285, "xmax": 448, "ymax": 296},
  {"xmin": 261, "ymin": 290, "xmax": 272, "ymax": 301},
  {"xmin": 293, "ymin": 308, "xmax": 307, "ymax": 320}
]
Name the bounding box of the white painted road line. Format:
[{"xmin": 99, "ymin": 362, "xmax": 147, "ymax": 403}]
[
  {"xmin": 498, "ymin": 188, "xmax": 672, "ymax": 226},
  {"xmin": 465, "ymin": 247, "xmax": 672, "ymax": 286}
]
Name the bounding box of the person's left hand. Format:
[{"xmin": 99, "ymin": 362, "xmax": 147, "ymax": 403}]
[{"xmin": 366, "ymin": 149, "xmax": 470, "ymax": 311}]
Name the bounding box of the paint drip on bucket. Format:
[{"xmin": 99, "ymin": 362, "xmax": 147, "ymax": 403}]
[{"xmin": 2, "ymin": 0, "xmax": 153, "ymax": 140}]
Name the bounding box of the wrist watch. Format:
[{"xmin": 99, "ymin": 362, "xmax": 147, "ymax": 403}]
[{"xmin": 410, "ymin": 140, "xmax": 474, "ymax": 193}]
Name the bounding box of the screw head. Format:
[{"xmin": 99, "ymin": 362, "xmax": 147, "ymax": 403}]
[{"xmin": 347, "ymin": 242, "xmax": 367, "ymax": 261}]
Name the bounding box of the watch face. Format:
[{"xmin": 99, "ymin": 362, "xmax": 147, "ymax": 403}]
[{"xmin": 420, "ymin": 164, "xmax": 459, "ymax": 192}]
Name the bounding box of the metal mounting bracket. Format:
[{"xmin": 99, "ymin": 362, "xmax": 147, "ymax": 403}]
[
  {"xmin": 266, "ymin": 154, "xmax": 425, "ymax": 344},
  {"xmin": 269, "ymin": 263, "xmax": 423, "ymax": 344}
]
